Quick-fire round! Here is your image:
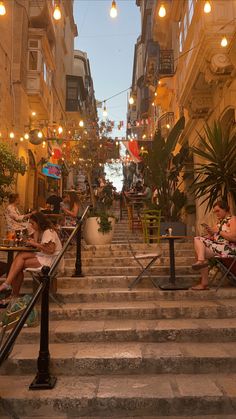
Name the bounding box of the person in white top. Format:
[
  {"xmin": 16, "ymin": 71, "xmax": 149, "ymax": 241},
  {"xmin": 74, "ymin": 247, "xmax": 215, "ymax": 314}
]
[
  {"xmin": 5, "ymin": 193, "xmax": 32, "ymax": 233},
  {"xmin": 0, "ymin": 212, "xmax": 62, "ymax": 298}
]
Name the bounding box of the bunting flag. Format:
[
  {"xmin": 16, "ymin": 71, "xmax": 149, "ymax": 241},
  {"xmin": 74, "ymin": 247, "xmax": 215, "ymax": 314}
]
[{"xmin": 123, "ymin": 140, "xmax": 141, "ymax": 163}]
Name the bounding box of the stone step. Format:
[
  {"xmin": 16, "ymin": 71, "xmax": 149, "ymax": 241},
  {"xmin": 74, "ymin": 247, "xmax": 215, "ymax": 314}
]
[
  {"xmin": 47, "ymin": 298, "xmax": 236, "ymax": 321},
  {"xmin": 66, "ymin": 256, "xmax": 195, "ymax": 267},
  {"xmin": 1, "ymin": 374, "xmax": 236, "ymax": 417},
  {"xmin": 78, "ymin": 249, "xmax": 195, "ymax": 258},
  {"xmin": 31, "ymin": 287, "xmax": 236, "ymax": 304},
  {"xmin": 3, "ymin": 341, "xmax": 236, "ymax": 376},
  {"xmin": 81, "ymin": 242, "xmax": 193, "ymax": 251},
  {"xmin": 22, "ymin": 274, "xmax": 200, "ymax": 289},
  {"xmin": 16, "ymin": 317, "xmax": 236, "ymax": 344},
  {"xmin": 64, "ymin": 265, "xmax": 197, "ymax": 276}
]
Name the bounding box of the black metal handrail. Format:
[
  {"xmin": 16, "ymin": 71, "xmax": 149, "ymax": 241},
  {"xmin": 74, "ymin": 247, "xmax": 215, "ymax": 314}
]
[{"xmin": 0, "ymin": 205, "xmax": 89, "ymax": 389}]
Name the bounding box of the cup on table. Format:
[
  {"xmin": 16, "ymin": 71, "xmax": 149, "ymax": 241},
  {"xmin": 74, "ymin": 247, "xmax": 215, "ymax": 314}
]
[{"xmin": 168, "ymin": 227, "xmax": 173, "ymax": 236}]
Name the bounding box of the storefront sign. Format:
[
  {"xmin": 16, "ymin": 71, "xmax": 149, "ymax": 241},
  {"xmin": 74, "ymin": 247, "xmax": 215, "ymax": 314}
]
[{"xmin": 42, "ymin": 163, "xmax": 61, "ymax": 179}]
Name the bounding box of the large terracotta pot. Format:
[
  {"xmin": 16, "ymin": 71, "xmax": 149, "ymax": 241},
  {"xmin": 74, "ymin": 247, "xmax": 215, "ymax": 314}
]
[{"xmin": 83, "ymin": 217, "xmax": 115, "ymax": 245}]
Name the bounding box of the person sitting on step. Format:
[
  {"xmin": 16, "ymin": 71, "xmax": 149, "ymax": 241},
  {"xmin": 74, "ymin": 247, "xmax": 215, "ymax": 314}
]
[{"xmin": 191, "ymin": 200, "xmax": 236, "ymax": 290}]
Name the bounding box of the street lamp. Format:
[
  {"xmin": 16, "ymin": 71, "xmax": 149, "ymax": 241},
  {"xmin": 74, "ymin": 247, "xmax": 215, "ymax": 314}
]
[
  {"xmin": 0, "ymin": 1, "xmax": 6, "ymax": 16},
  {"xmin": 110, "ymin": 1, "xmax": 118, "ymax": 19}
]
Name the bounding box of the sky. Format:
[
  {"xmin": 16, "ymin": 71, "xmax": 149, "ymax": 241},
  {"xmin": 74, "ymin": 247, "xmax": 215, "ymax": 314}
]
[{"xmin": 73, "ymin": 0, "xmax": 141, "ymax": 140}]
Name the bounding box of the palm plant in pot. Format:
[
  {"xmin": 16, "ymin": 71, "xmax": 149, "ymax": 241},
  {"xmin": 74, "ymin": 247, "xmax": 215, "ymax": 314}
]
[
  {"xmin": 191, "ymin": 120, "xmax": 236, "ymax": 212},
  {"xmin": 142, "ymin": 116, "xmax": 189, "ymax": 234}
]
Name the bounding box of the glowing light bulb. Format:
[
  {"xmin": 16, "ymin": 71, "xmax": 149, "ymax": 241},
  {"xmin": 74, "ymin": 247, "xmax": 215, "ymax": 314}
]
[
  {"xmin": 79, "ymin": 120, "xmax": 84, "ymax": 128},
  {"xmin": 204, "ymin": 1, "xmax": 211, "ymax": 13},
  {"xmin": 31, "ymin": 111, "xmax": 36, "ymax": 116},
  {"xmin": 24, "ymin": 133, "xmax": 29, "ymax": 140},
  {"xmin": 158, "ymin": 4, "xmax": 166, "ymax": 18},
  {"xmin": 58, "ymin": 126, "xmax": 63, "ymax": 134},
  {"xmin": 9, "ymin": 132, "xmax": 14, "ymax": 139},
  {"xmin": 152, "ymin": 102, "xmax": 155, "ymax": 107},
  {"xmin": 154, "ymin": 92, "xmax": 157, "ymax": 97},
  {"xmin": 129, "ymin": 96, "xmax": 134, "ymax": 105},
  {"xmin": 20, "ymin": 137, "xmax": 24, "ymax": 142},
  {"xmin": 221, "ymin": 36, "xmax": 228, "ymax": 47},
  {"xmin": 0, "ymin": 2, "xmax": 6, "ymax": 16},
  {"xmin": 110, "ymin": 1, "xmax": 117, "ymax": 18},
  {"xmin": 166, "ymin": 124, "xmax": 170, "ymax": 129},
  {"xmin": 53, "ymin": 5, "xmax": 61, "ymax": 20},
  {"xmin": 103, "ymin": 106, "xmax": 108, "ymax": 117},
  {"xmin": 37, "ymin": 131, "xmax": 43, "ymax": 138}
]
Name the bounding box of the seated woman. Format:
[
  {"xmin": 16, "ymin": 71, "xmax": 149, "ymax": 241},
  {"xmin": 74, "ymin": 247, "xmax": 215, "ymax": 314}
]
[
  {"xmin": 60, "ymin": 191, "xmax": 80, "ymax": 225},
  {"xmin": 0, "ymin": 212, "xmax": 62, "ymax": 299},
  {"xmin": 5, "ymin": 193, "xmax": 32, "ymax": 234},
  {"xmin": 191, "ymin": 200, "xmax": 236, "ymax": 290}
]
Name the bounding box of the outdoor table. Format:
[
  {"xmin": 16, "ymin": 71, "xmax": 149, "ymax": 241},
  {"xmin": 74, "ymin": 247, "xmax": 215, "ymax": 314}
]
[
  {"xmin": 158, "ymin": 235, "xmax": 193, "ymax": 290},
  {"xmin": 0, "ymin": 245, "xmax": 36, "ymax": 274}
]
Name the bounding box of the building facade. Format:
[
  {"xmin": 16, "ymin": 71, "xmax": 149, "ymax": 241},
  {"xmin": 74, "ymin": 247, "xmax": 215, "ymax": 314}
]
[
  {"xmin": 0, "ymin": 0, "xmax": 97, "ymax": 233},
  {"xmin": 130, "ymin": 0, "xmax": 236, "ymax": 230}
]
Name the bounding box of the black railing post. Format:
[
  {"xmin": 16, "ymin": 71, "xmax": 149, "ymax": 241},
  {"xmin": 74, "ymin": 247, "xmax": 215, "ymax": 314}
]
[
  {"xmin": 29, "ymin": 266, "xmax": 56, "ymax": 390},
  {"xmin": 73, "ymin": 223, "xmax": 83, "ymax": 277}
]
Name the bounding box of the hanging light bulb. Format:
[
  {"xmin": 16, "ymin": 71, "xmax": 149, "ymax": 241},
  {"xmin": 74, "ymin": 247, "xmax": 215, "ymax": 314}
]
[
  {"xmin": 129, "ymin": 96, "xmax": 134, "ymax": 105},
  {"xmin": 9, "ymin": 131, "xmax": 14, "ymax": 139},
  {"xmin": 31, "ymin": 111, "xmax": 36, "ymax": 117},
  {"xmin": 20, "ymin": 137, "xmax": 24, "ymax": 142},
  {"xmin": 158, "ymin": 4, "xmax": 166, "ymax": 18},
  {"xmin": 37, "ymin": 131, "xmax": 43, "ymax": 138},
  {"xmin": 24, "ymin": 133, "xmax": 29, "ymax": 140},
  {"xmin": 103, "ymin": 106, "xmax": 108, "ymax": 117},
  {"xmin": 79, "ymin": 120, "xmax": 84, "ymax": 128},
  {"xmin": 58, "ymin": 126, "xmax": 63, "ymax": 134},
  {"xmin": 0, "ymin": 1, "xmax": 6, "ymax": 16},
  {"xmin": 221, "ymin": 36, "xmax": 228, "ymax": 47},
  {"xmin": 53, "ymin": 4, "xmax": 61, "ymax": 20},
  {"xmin": 110, "ymin": 1, "xmax": 117, "ymax": 18},
  {"xmin": 204, "ymin": 1, "xmax": 211, "ymax": 14}
]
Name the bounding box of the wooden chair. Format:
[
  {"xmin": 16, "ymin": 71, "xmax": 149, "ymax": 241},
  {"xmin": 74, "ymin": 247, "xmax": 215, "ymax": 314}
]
[
  {"xmin": 140, "ymin": 210, "xmax": 161, "ymax": 243},
  {"xmin": 211, "ymin": 256, "xmax": 236, "ymax": 291}
]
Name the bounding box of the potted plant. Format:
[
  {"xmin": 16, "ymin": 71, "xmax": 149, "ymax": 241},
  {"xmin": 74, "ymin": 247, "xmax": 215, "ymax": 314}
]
[
  {"xmin": 69, "ymin": 131, "xmax": 117, "ymax": 245},
  {"xmin": 142, "ymin": 116, "xmax": 188, "ymax": 235},
  {"xmin": 0, "ymin": 143, "xmax": 26, "ymax": 202},
  {"xmin": 191, "ymin": 120, "xmax": 236, "ymax": 213}
]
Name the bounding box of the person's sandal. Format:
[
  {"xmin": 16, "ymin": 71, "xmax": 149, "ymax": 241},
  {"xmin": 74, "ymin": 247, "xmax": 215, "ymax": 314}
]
[
  {"xmin": 0, "ymin": 283, "xmax": 12, "ymax": 299},
  {"xmin": 192, "ymin": 261, "xmax": 208, "ymax": 270}
]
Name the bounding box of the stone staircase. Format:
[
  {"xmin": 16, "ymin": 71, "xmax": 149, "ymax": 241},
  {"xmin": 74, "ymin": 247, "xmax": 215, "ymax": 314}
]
[{"xmin": 1, "ymin": 215, "xmax": 236, "ymax": 418}]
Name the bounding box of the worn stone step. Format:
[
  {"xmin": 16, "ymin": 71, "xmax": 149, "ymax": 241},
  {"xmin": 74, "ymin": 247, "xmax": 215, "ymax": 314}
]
[
  {"xmin": 81, "ymin": 242, "xmax": 193, "ymax": 251},
  {"xmin": 16, "ymin": 318, "xmax": 236, "ymax": 344},
  {"xmin": 41, "ymin": 287, "xmax": 236, "ymax": 304},
  {"xmin": 78, "ymin": 249, "xmax": 195, "ymax": 258},
  {"xmin": 21, "ymin": 274, "xmax": 200, "ymax": 289},
  {"xmin": 64, "ymin": 265, "xmax": 196, "ymax": 276},
  {"xmin": 68, "ymin": 256, "xmax": 196, "ymax": 267},
  {"xmin": 1, "ymin": 374, "xmax": 236, "ymax": 417},
  {"xmin": 4, "ymin": 341, "xmax": 236, "ymax": 376},
  {"xmin": 47, "ymin": 298, "xmax": 236, "ymax": 321}
]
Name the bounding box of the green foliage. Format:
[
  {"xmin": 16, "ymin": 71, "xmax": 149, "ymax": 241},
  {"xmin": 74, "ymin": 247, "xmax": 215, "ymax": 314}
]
[
  {"xmin": 88, "ymin": 183, "xmax": 115, "ymax": 233},
  {"xmin": 143, "ymin": 116, "xmax": 187, "ymax": 221},
  {"xmin": 191, "ymin": 120, "xmax": 236, "ymax": 211},
  {"xmin": 0, "ymin": 143, "xmax": 26, "ymax": 201}
]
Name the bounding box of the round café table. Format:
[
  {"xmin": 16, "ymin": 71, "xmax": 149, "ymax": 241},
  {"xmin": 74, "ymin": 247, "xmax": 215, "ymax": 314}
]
[{"xmin": 158, "ymin": 235, "xmax": 193, "ymax": 290}]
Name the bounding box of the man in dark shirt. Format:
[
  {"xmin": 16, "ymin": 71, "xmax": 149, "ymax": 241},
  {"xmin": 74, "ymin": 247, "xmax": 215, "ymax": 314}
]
[{"xmin": 46, "ymin": 189, "xmax": 62, "ymax": 214}]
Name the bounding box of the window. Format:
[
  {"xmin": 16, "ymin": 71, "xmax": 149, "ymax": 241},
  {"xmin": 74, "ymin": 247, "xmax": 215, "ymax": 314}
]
[
  {"xmin": 179, "ymin": 0, "xmax": 196, "ymax": 52},
  {"xmin": 28, "ymin": 51, "xmax": 38, "ymax": 71}
]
